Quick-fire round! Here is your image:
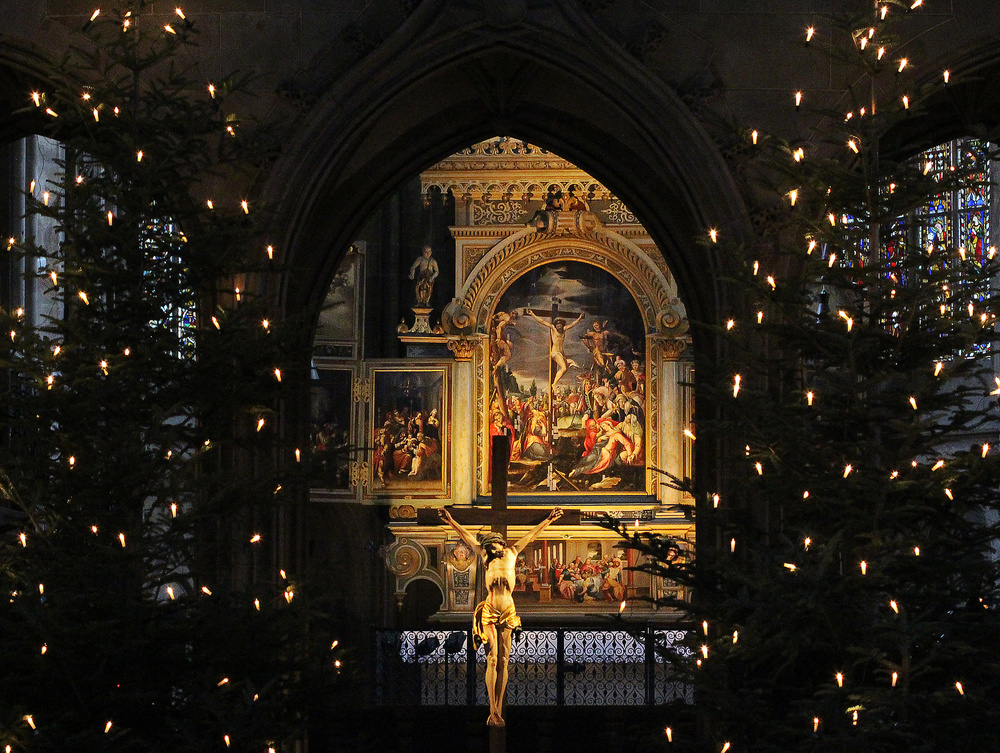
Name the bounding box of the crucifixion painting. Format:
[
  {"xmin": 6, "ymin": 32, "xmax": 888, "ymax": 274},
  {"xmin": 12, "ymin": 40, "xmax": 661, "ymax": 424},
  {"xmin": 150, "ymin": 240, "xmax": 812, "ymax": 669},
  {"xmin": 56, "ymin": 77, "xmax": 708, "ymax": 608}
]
[{"xmin": 488, "ymin": 261, "xmax": 647, "ymax": 494}]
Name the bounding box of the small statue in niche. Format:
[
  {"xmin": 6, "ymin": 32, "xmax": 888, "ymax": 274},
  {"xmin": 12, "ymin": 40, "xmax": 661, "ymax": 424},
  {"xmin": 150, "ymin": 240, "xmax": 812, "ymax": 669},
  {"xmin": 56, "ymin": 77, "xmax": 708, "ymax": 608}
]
[{"xmin": 409, "ymin": 244, "xmax": 440, "ymax": 305}]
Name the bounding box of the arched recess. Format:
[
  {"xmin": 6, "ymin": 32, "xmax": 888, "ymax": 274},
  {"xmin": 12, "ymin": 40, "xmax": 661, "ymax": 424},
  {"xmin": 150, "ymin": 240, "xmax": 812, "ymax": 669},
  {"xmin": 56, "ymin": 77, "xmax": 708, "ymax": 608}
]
[{"xmin": 260, "ymin": 0, "xmax": 752, "ymax": 339}]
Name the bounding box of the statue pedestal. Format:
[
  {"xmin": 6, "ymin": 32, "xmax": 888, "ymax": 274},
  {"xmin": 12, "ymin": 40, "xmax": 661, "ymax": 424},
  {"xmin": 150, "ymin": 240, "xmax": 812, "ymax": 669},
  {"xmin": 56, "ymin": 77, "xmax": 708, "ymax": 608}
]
[{"xmin": 397, "ymin": 306, "xmax": 438, "ymax": 335}]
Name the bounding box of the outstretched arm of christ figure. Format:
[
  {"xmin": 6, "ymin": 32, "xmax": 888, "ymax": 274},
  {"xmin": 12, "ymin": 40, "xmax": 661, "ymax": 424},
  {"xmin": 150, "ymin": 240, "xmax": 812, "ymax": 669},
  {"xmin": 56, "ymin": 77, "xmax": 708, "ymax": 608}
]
[
  {"xmin": 438, "ymin": 507, "xmax": 483, "ymax": 557},
  {"xmin": 564, "ymin": 313, "xmax": 585, "ymax": 331},
  {"xmin": 512, "ymin": 508, "xmax": 564, "ymax": 554},
  {"xmin": 524, "ymin": 308, "xmax": 550, "ymax": 329}
]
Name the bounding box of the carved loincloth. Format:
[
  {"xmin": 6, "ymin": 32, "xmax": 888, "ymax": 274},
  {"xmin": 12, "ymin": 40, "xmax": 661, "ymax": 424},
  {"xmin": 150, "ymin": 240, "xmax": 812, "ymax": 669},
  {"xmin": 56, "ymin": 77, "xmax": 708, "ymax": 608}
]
[{"xmin": 472, "ymin": 600, "xmax": 522, "ymax": 649}]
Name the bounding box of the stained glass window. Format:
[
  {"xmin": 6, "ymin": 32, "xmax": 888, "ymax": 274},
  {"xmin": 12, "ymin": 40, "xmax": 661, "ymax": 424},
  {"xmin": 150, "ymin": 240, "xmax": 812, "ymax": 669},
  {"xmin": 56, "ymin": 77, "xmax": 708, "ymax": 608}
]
[
  {"xmin": 915, "ymin": 139, "xmax": 992, "ymax": 261},
  {"xmin": 910, "ymin": 138, "xmax": 995, "ymax": 351}
]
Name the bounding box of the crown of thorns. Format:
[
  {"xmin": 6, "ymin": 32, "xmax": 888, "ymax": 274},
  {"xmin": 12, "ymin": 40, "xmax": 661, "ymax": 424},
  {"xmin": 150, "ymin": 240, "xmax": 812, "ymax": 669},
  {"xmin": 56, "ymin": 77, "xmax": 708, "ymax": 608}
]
[{"xmin": 477, "ymin": 532, "xmax": 506, "ymax": 548}]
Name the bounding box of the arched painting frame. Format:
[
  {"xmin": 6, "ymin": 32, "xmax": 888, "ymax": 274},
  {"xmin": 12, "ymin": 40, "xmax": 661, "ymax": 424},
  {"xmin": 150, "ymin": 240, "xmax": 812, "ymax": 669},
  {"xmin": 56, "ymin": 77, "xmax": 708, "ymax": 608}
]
[{"xmin": 485, "ymin": 259, "xmax": 649, "ymax": 496}]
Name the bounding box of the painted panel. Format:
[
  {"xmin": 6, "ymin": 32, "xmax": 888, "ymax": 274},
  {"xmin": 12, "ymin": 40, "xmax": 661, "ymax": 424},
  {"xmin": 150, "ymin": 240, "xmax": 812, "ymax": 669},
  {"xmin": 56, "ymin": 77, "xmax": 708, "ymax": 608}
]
[
  {"xmin": 309, "ymin": 366, "xmax": 355, "ymax": 492},
  {"xmin": 511, "ymin": 539, "xmax": 649, "ymax": 610},
  {"xmin": 487, "ymin": 261, "xmax": 647, "ymax": 495},
  {"xmin": 369, "ymin": 366, "xmax": 450, "ymax": 497}
]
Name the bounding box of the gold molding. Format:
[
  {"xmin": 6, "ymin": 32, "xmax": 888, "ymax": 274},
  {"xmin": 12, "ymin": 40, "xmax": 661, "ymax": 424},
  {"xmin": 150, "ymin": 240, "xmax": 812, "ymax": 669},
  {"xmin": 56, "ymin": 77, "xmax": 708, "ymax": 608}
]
[{"xmin": 462, "ymin": 225, "xmax": 679, "ymax": 336}]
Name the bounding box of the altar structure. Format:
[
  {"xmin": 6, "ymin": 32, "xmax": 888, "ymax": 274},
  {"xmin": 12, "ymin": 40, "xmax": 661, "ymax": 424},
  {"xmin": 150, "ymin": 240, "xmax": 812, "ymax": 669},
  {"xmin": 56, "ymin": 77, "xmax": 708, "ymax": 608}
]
[{"xmin": 310, "ymin": 138, "xmax": 694, "ymax": 624}]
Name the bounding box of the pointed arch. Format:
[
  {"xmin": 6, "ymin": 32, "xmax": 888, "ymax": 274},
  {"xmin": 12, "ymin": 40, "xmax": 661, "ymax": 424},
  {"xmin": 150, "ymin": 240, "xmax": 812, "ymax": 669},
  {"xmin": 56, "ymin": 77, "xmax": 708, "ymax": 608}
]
[{"xmin": 261, "ymin": 0, "xmax": 751, "ymax": 335}]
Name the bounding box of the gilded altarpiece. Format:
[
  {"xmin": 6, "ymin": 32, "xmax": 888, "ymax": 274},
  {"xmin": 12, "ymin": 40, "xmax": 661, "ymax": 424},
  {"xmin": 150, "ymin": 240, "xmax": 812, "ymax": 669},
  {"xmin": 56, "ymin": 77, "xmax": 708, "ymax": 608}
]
[{"xmin": 372, "ymin": 139, "xmax": 694, "ymax": 619}]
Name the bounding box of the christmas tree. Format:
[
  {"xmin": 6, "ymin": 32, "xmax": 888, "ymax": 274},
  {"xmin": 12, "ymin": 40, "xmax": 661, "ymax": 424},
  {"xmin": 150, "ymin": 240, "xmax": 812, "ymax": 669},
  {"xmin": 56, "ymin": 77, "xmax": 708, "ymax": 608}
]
[
  {"xmin": 616, "ymin": 5, "xmax": 1000, "ymax": 751},
  {"xmin": 0, "ymin": 5, "xmax": 345, "ymax": 751}
]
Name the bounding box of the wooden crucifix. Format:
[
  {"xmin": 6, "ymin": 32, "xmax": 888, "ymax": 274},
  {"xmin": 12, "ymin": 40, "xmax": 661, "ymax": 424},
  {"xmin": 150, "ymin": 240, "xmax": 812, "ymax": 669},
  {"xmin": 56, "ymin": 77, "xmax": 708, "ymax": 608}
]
[{"xmin": 421, "ymin": 436, "xmax": 579, "ymax": 748}]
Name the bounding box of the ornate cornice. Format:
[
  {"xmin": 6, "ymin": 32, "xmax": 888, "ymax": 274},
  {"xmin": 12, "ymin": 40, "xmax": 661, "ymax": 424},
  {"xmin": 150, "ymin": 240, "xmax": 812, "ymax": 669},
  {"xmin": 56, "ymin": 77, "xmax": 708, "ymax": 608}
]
[{"xmin": 422, "ymin": 138, "xmax": 614, "ymax": 201}]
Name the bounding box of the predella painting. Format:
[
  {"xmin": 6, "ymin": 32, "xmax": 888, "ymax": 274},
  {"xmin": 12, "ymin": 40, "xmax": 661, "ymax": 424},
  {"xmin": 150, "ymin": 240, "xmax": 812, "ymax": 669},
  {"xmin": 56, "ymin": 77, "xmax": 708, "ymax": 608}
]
[{"xmin": 488, "ymin": 261, "xmax": 647, "ymax": 494}]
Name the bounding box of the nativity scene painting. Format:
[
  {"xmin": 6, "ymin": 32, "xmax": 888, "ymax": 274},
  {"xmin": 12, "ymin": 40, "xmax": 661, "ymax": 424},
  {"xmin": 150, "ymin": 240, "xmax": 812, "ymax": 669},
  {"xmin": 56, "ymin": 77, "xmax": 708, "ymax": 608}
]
[{"xmin": 488, "ymin": 261, "xmax": 647, "ymax": 494}]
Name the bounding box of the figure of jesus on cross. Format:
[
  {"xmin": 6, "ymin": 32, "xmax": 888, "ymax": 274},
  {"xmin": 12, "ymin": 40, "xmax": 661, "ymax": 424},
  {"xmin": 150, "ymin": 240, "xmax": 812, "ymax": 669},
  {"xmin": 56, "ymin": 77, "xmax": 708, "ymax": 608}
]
[
  {"xmin": 437, "ymin": 505, "xmax": 563, "ymax": 727},
  {"xmin": 524, "ymin": 301, "xmax": 584, "ymax": 389}
]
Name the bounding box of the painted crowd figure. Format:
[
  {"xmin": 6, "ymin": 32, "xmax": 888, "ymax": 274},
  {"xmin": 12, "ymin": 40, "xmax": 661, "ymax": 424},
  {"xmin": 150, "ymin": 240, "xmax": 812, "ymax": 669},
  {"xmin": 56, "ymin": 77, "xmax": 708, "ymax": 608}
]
[{"xmin": 438, "ymin": 507, "xmax": 563, "ymax": 727}]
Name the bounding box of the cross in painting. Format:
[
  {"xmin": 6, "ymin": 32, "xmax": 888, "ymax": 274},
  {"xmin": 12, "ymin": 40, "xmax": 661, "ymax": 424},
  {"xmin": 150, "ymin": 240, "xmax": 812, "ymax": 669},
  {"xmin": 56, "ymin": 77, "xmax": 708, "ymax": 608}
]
[{"xmin": 522, "ymin": 297, "xmax": 585, "ymax": 403}]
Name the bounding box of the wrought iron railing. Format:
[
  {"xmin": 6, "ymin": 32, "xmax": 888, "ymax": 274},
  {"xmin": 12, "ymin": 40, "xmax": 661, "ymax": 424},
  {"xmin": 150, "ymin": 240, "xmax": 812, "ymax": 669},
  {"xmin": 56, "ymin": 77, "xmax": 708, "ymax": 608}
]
[{"xmin": 374, "ymin": 628, "xmax": 691, "ymax": 706}]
